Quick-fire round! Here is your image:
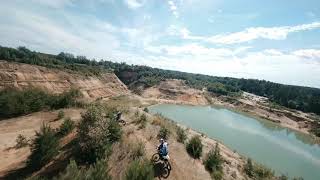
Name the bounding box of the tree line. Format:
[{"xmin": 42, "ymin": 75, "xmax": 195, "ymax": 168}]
[{"xmin": 0, "ymin": 45, "xmax": 319, "ymax": 115}]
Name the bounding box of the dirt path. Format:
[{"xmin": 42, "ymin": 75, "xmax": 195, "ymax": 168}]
[{"xmin": 0, "ymin": 109, "xmax": 83, "ymax": 176}]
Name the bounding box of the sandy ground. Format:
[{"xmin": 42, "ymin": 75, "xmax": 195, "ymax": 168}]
[{"xmin": 0, "ymin": 109, "xmax": 83, "ymax": 177}]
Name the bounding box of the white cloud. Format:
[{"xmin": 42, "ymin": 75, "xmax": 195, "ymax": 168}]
[
  {"xmin": 207, "ymin": 22, "xmax": 320, "ymax": 44},
  {"xmin": 168, "ymin": 22, "xmax": 320, "ymax": 45},
  {"xmin": 168, "ymin": 1, "xmax": 179, "ymax": 18},
  {"xmin": 124, "ymin": 0, "xmax": 145, "ymax": 9},
  {"xmin": 293, "ymin": 49, "xmax": 320, "ymax": 59}
]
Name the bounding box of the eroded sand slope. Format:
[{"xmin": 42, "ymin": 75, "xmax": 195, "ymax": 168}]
[{"xmin": 0, "ymin": 61, "xmax": 128, "ymax": 99}]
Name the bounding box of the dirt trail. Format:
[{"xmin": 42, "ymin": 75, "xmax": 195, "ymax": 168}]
[
  {"xmin": 108, "ymin": 109, "xmax": 246, "ymax": 180},
  {"xmin": 0, "ymin": 109, "xmax": 83, "ymax": 176}
]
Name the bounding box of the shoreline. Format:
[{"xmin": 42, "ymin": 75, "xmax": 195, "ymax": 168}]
[{"xmin": 144, "ymin": 96, "xmax": 320, "ymax": 142}]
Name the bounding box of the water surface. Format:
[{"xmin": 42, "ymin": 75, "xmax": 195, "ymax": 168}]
[{"xmin": 149, "ymin": 104, "xmax": 320, "ymax": 180}]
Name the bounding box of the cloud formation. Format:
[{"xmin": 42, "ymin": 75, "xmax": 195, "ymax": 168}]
[
  {"xmin": 169, "ymin": 22, "xmax": 320, "ymax": 45},
  {"xmin": 124, "ymin": 0, "xmax": 145, "ymax": 9},
  {"xmin": 168, "ymin": 1, "xmax": 179, "ymax": 18}
]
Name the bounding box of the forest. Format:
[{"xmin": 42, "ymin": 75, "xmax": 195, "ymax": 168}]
[{"xmin": 0, "ymin": 45, "xmax": 319, "ymax": 115}]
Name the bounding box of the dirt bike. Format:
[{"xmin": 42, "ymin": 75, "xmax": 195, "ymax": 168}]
[{"xmin": 151, "ymin": 149, "xmax": 172, "ymax": 178}]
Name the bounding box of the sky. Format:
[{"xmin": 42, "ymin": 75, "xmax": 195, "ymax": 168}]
[{"xmin": 1, "ymin": 0, "xmax": 320, "ymax": 88}]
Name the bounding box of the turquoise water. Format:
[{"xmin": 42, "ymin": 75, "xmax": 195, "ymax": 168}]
[{"xmin": 149, "ymin": 104, "xmax": 320, "ymax": 180}]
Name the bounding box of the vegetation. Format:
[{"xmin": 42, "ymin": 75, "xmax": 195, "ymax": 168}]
[
  {"xmin": 57, "ymin": 118, "xmax": 75, "ymax": 136},
  {"xmin": 176, "ymin": 126, "xmax": 187, "ymax": 143},
  {"xmin": 0, "ymin": 88, "xmax": 81, "ymax": 119},
  {"xmin": 76, "ymin": 104, "xmax": 122, "ymax": 164},
  {"xmin": 15, "ymin": 134, "xmax": 29, "ymax": 148},
  {"xmin": 244, "ymin": 158, "xmax": 275, "ymax": 179},
  {"xmin": 129, "ymin": 141, "xmax": 146, "ymax": 160},
  {"xmin": 136, "ymin": 113, "xmax": 147, "ymax": 129},
  {"xmin": 27, "ymin": 124, "xmax": 59, "ymax": 170},
  {"xmin": 55, "ymin": 159, "xmax": 111, "ymax": 180},
  {"xmin": 157, "ymin": 126, "xmax": 170, "ymax": 140},
  {"xmin": 204, "ymin": 143, "xmax": 223, "ymax": 176},
  {"xmin": 186, "ymin": 135, "xmax": 203, "ymax": 159},
  {"xmin": 57, "ymin": 110, "xmax": 65, "ymax": 119},
  {"xmin": 0, "ymin": 46, "xmax": 319, "ymax": 116},
  {"xmin": 124, "ymin": 159, "xmax": 154, "ymax": 180},
  {"xmin": 143, "ymin": 107, "xmax": 149, "ymax": 113}
]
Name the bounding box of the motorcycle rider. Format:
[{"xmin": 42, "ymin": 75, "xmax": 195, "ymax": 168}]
[{"xmin": 158, "ymin": 138, "xmax": 168, "ymax": 159}]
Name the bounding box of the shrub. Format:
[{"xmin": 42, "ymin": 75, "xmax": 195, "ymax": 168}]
[
  {"xmin": 0, "ymin": 88, "xmax": 81, "ymax": 119},
  {"xmin": 244, "ymin": 158, "xmax": 254, "ymax": 177},
  {"xmin": 212, "ymin": 170, "xmax": 223, "ymax": 180},
  {"xmin": 27, "ymin": 124, "xmax": 59, "ymax": 170},
  {"xmin": 143, "ymin": 107, "xmax": 149, "ymax": 113},
  {"xmin": 76, "ymin": 105, "xmax": 121, "ymax": 163},
  {"xmin": 176, "ymin": 126, "xmax": 187, "ymax": 143},
  {"xmin": 55, "ymin": 159, "xmax": 111, "ymax": 180},
  {"xmin": 15, "ymin": 134, "xmax": 29, "ymax": 148},
  {"xmin": 130, "ymin": 142, "xmax": 145, "ymax": 160},
  {"xmin": 157, "ymin": 126, "xmax": 170, "ymax": 140},
  {"xmin": 186, "ymin": 135, "xmax": 203, "ymax": 159},
  {"xmin": 244, "ymin": 158, "xmax": 275, "ymax": 179},
  {"xmin": 136, "ymin": 114, "xmax": 147, "ymax": 129},
  {"xmin": 204, "ymin": 143, "xmax": 223, "ymax": 173},
  {"xmin": 124, "ymin": 159, "xmax": 154, "ymax": 180},
  {"xmin": 58, "ymin": 118, "xmax": 75, "ymax": 136},
  {"xmin": 58, "ymin": 110, "xmax": 65, "ymax": 119}
]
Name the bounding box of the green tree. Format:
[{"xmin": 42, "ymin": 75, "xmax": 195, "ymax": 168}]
[
  {"xmin": 76, "ymin": 105, "xmax": 121, "ymax": 164},
  {"xmin": 27, "ymin": 124, "xmax": 59, "ymax": 170}
]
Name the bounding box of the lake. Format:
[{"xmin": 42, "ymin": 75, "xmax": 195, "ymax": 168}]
[{"xmin": 149, "ymin": 104, "xmax": 320, "ymax": 180}]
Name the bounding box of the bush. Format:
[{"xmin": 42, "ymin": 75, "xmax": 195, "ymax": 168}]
[
  {"xmin": 176, "ymin": 126, "xmax": 187, "ymax": 143},
  {"xmin": 136, "ymin": 113, "xmax": 147, "ymax": 129},
  {"xmin": 27, "ymin": 124, "xmax": 59, "ymax": 170},
  {"xmin": 157, "ymin": 126, "xmax": 170, "ymax": 140},
  {"xmin": 129, "ymin": 142, "xmax": 145, "ymax": 160},
  {"xmin": 244, "ymin": 158, "xmax": 274, "ymax": 179},
  {"xmin": 15, "ymin": 134, "xmax": 29, "ymax": 148},
  {"xmin": 186, "ymin": 135, "xmax": 203, "ymax": 159},
  {"xmin": 76, "ymin": 105, "xmax": 121, "ymax": 163},
  {"xmin": 143, "ymin": 107, "xmax": 149, "ymax": 113},
  {"xmin": 212, "ymin": 170, "xmax": 223, "ymax": 180},
  {"xmin": 124, "ymin": 159, "xmax": 154, "ymax": 180},
  {"xmin": 55, "ymin": 159, "xmax": 111, "ymax": 180},
  {"xmin": 58, "ymin": 118, "xmax": 75, "ymax": 136},
  {"xmin": 244, "ymin": 158, "xmax": 254, "ymax": 177},
  {"xmin": 58, "ymin": 110, "xmax": 65, "ymax": 119},
  {"xmin": 0, "ymin": 88, "xmax": 81, "ymax": 119},
  {"xmin": 204, "ymin": 143, "xmax": 223, "ymax": 173}
]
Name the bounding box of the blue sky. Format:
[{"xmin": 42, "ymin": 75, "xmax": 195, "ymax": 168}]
[{"xmin": 1, "ymin": 0, "xmax": 320, "ymax": 88}]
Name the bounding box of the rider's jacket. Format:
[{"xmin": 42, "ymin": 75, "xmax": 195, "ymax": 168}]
[{"xmin": 158, "ymin": 142, "xmax": 168, "ymax": 156}]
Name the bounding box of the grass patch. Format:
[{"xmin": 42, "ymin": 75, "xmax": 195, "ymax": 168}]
[
  {"xmin": 176, "ymin": 126, "xmax": 187, "ymax": 143},
  {"xmin": 244, "ymin": 158, "xmax": 275, "ymax": 179},
  {"xmin": 15, "ymin": 134, "xmax": 29, "ymax": 148},
  {"xmin": 57, "ymin": 110, "xmax": 65, "ymax": 119},
  {"xmin": 57, "ymin": 117, "xmax": 75, "ymax": 137},
  {"xmin": 157, "ymin": 126, "xmax": 170, "ymax": 140},
  {"xmin": 204, "ymin": 143, "xmax": 223, "ymax": 179},
  {"xmin": 124, "ymin": 159, "xmax": 154, "ymax": 180},
  {"xmin": 186, "ymin": 135, "xmax": 203, "ymax": 159}
]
